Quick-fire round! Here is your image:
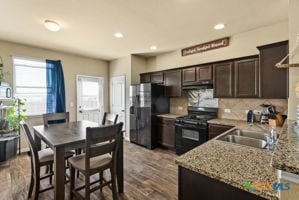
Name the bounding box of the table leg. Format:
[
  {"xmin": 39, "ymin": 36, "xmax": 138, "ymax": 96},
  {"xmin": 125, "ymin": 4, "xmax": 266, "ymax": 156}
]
[
  {"xmin": 34, "ymin": 130, "xmax": 41, "ymax": 151},
  {"xmin": 117, "ymin": 137, "xmax": 124, "ymax": 193},
  {"xmin": 54, "ymin": 146, "xmax": 66, "ymax": 200}
]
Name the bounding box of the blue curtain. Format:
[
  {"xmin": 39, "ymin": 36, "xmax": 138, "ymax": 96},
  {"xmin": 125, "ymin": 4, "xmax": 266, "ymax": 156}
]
[{"xmin": 46, "ymin": 60, "xmax": 66, "ymax": 113}]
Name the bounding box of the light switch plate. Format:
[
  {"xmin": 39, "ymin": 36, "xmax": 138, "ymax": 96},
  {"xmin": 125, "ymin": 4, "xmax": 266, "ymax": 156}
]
[
  {"xmin": 178, "ymin": 106, "xmax": 183, "ymax": 110},
  {"xmin": 70, "ymin": 102, "xmax": 74, "ymax": 107}
]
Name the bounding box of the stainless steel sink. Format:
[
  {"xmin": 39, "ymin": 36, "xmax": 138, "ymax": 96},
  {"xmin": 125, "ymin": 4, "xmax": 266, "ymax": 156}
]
[
  {"xmin": 228, "ymin": 129, "xmax": 267, "ymax": 140},
  {"xmin": 219, "ymin": 135, "xmax": 267, "ymax": 149},
  {"xmin": 217, "ymin": 128, "xmax": 270, "ymax": 150}
]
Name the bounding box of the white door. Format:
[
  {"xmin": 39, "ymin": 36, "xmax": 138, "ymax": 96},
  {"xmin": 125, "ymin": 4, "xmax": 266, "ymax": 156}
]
[
  {"xmin": 77, "ymin": 75, "xmax": 104, "ymax": 123},
  {"xmin": 110, "ymin": 75, "xmax": 125, "ymax": 130}
]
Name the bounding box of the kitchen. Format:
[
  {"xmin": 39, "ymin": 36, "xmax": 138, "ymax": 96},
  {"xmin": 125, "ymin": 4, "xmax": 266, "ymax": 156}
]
[{"xmin": 1, "ymin": 1, "xmax": 299, "ymax": 200}]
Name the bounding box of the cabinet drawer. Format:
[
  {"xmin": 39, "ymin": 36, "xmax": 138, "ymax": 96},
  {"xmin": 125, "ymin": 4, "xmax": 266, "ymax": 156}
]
[{"xmin": 157, "ymin": 117, "xmax": 175, "ymax": 125}]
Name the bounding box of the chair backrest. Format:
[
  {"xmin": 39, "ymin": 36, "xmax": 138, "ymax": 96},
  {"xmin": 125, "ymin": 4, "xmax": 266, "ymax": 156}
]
[
  {"xmin": 85, "ymin": 122, "xmax": 123, "ymax": 174},
  {"xmin": 43, "ymin": 112, "xmax": 70, "ymax": 126},
  {"xmin": 21, "ymin": 124, "xmax": 40, "ymax": 181},
  {"xmin": 101, "ymin": 112, "xmax": 118, "ymax": 125}
]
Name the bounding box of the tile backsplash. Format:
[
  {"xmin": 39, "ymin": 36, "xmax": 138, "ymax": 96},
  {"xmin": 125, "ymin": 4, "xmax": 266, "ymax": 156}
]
[
  {"xmin": 218, "ymin": 98, "xmax": 288, "ymax": 121},
  {"xmin": 169, "ymin": 95, "xmax": 288, "ymax": 121},
  {"xmin": 170, "ymin": 97, "xmax": 188, "ymax": 115}
]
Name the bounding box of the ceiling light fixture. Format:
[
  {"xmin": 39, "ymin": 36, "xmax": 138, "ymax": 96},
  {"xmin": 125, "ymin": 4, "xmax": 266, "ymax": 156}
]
[
  {"xmin": 150, "ymin": 45, "xmax": 157, "ymax": 51},
  {"xmin": 44, "ymin": 19, "xmax": 60, "ymax": 32},
  {"xmin": 214, "ymin": 23, "xmax": 225, "ymax": 30},
  {"xmin": 114, "ymin": 32, "xmax": 124, "ymax": 38}
]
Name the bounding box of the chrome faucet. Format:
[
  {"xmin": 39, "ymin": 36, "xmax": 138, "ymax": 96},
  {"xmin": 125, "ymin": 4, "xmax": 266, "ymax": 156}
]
[{"xmin": 265, "ymin": 126, "xmax": 277, "ymax": 150}]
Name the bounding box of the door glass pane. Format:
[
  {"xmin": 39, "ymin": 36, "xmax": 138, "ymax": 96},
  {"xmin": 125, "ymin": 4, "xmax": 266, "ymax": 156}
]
[{"xmin": 81, "ymin": 81, "xmax": 99, "ymax": 110}]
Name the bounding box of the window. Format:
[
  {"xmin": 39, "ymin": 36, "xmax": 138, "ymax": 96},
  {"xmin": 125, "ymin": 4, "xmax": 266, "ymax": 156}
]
[{"xmin": 13, "ymin": 57, "xmax": 47, "ymax": 116}]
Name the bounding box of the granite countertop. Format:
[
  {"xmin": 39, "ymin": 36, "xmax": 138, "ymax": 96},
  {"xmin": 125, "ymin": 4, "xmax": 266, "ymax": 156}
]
[
  {"xmin": 208, "ymin": 118, "xmax": 282, "ymax": 133},
  {"xmin": 176, "ymin": 118, "xmax": 282, "ymax": 200},
  {"xmin": 156, "ymin": 113, "xmax": 184, "ymax": 119},
  {"xmin": 272, "ymin": 120, "xmax": 299, "ymax": 175}
]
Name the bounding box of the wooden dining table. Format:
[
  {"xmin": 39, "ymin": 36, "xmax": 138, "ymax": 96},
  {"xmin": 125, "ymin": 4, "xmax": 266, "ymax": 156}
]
[{"xmin": 33, "ymin": 120, "xmax": 124, "ymax": 200}]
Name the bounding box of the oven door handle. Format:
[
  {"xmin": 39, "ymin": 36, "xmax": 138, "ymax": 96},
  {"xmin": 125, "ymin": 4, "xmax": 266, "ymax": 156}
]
[{"xmin": 175, "ymin": 123, "xmax": 199, "ymax": 129}]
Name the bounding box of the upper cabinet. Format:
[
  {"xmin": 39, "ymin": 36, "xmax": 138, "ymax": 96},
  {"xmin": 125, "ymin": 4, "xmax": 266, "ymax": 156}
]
[
  {"xmin": 150, "ymin": 72, "xmax": 164, "ymax": 84},
  {"xmin": 234, "ymin": 58, "xmax": 259, "ymax": 98},
  {"xmin": 182, "ymin": 65, "xmax": 213, "ymax": 84},
  {"xmin": 140, "ymin": 73, "xmax": 151, "ymax": 83},
  {"xmin": 140, "ymin": 72, "xmax": 164, "ymax": 84},
  {"xmin": 182, "ymin": 67, "xmax": 196, "ymax": 83},
  {"xmin": 257, "ymin": 41, "xmax": 289, "ymax": 99},
  {"xmin": 164, "ymin": 69, "xmax": 182, "ymax": 97},
  {"xmin": 197, "ymin": 65, "xmax": 213, "ymax": 81},
  {"xmin": 213, "ymin": 56, "xmax": 259, "ymax": 98},
  {"xmin": 213, "ymin": 62, "xmax": 234, "ymax": 98}
]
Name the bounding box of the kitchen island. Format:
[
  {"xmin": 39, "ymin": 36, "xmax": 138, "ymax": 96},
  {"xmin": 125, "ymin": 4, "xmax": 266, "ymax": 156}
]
[{"xmin": 176, "ymin": 119, "xmax": 283, "ymax": 200}]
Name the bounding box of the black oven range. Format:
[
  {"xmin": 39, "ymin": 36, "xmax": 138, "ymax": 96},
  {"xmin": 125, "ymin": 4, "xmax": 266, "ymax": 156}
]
[{"xmin": 175, "ymin": 107, "xmax": 218, "ymax": 155}]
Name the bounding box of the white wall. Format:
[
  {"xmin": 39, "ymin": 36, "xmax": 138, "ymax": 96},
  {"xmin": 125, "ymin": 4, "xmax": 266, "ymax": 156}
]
[
  {"xmin": 109, "ymin": 56, "xmax": 131, "ymax": 138},
  {"xmin": 288, "ymin": 0, "xmax": 299, "ymax": 119},
  {"xmin": 146, "ymin": 21, "xmax": 288, "ymax": 72},
  {"xmin": 131, "ymin": 55, "xmax": 147, "ymax": 84}
]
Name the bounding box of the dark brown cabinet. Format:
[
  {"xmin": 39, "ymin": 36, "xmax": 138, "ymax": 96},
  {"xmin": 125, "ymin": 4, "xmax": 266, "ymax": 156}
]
[
  {"xmin": 213, "ymin": 62, "xmax": 234, "ymax": 98},
  {"xmin": 257, "ymin": 41, "xmax": 288, "ymax": 99},
  {"xmin": 179, "ymin": 166, "xmax": 265, "ymax": 200},
  {"xmin": 140, "ymin": 73, "xmax": 151, "ymax": 83},
  {"xmin": 164, "ymin": 69, "xmax": 182, "ymax": 97},
  {"xmin": 197, "ymin": 65, "xmax": 212, "ymax": 81},
  {"xmin": 182, "ymin": 68, "xmax": 196, "ymax": 83},
  {"xmin": 150, "ymin": 72, "xmax": 164, "ymax": 84},
  {"xmin": 234, "ymin": 58, "xmax": 259, "ymax": 98},
  {"xmin": 182, "ymin": 65, "xmax": 213, "ymax": 84},
  {"xmin": 157, "ymin": 117, "xmax": 175, "ymax": 149},
  {"xmin": 208, "ymin": 123, "xmax": 233, "ymax": 140}
]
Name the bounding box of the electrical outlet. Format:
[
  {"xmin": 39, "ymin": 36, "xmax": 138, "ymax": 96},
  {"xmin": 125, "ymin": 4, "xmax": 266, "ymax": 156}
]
[
  {"xmin": 178, "ymin": 106, "xmax": 183, "ymax": 110},
  {"xmin": 224, "ymin": 109, "xmax": 231, "ymax": 113}
]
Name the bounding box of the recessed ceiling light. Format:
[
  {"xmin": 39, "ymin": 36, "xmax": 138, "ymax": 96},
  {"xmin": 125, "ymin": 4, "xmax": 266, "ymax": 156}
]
[
  {"xmin": 44, "ymin": 19, "xmax": 60, "ymax": 32},
  {"xmin": 214, "ymin": 23, "xmax": 225, "ymax": 30},
  {"xmin": 150, "ymin": 45, "xmax": 157, "ymax": 51},
  {"xmin": 114, "ymin": 32, "xmax": 124, "ymax": 38}
]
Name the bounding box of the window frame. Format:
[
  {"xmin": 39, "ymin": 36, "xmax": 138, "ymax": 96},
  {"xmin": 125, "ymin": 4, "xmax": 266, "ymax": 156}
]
[{"xmin": 13, "ymin": 56, "xmax": 48, "ymax": 117}]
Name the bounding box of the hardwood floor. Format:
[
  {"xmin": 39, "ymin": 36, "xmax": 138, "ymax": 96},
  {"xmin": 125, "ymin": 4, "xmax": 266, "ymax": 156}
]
[{"xmin": 0, "ymin": 141, "xmax": 178, "ymax": 200}]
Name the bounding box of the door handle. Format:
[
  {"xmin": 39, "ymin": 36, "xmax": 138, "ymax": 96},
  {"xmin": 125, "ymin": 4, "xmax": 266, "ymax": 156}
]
[
  {"xmin": 121, "ymin": 110, "xmax": 125, "ymax": 112},
  {"xmin": 79, "ymin": 110, "xmax": 83, "ymax": 113}
]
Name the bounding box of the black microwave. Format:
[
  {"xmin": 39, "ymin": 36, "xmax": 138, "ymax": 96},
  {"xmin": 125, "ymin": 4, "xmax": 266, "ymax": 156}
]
[{"xmin": 0, "ymin": 86, "xmax": 12, "ymax": 99}]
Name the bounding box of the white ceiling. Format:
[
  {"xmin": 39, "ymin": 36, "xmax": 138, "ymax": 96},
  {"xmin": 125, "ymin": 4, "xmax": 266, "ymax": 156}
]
[{"xmin": 0, "ymin": 0, "xmax": 288, "ymax": 60}]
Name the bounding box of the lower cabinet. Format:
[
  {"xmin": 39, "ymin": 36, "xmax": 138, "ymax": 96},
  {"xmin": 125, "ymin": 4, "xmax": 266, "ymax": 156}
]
[
  {"xmin": 157, "ymin": 117, "xmax": 175, "ymax": 150},
  {"xmin": 179, "ymin": 166, "xmax": 266, "ymax": 200},
  {"xmin": 208, "ymin": 123, "xmax": 233, "ymax": 140}
]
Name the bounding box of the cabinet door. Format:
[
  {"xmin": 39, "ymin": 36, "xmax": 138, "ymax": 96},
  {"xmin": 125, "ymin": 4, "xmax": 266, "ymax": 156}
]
[
  {"xmin": 164, "ymin": 70, "xmax": 182, "ymax": 97},
  {"xmin": 213, "ymin": 62, "xmax": 234, "ymax": 98},
  {"xmin": 140, "ymin": 74, "xmax": 151, "ymax": 83},
  {"xmin": 151, "ymin": 72, "xmax": 164, "ymax": 84},
  {"xmin": 258, "ymin": 41, "xmax": 288, "ymax": 98},
  {"xmin": 197, "ymin": 65, "xmax": 212, "ymax": 81},
  {"xmin": 182, "ymin": 67, "xmax": 196, "ymax": 83},
  {"xmin": 157, "ymin": 117, "xmax": 175, "ymax": 149},
  {"xmin": 234, "ymin": 58, "xmax": 259, "ymax": 98},
  {"xmin": 208, "ymin": 123, "xmax": 233, "ymax": 140}
]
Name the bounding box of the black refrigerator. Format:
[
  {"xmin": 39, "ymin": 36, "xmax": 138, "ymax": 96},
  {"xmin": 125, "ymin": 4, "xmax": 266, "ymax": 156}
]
[{"xmin": 129, "ymin": 83, "xmax": 169, "ymax": 149}]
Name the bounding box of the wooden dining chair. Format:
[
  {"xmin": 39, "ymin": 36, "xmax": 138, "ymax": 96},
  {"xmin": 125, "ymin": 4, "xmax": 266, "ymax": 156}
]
[
  {"xmin": 22, "ymin": 124, "xmax": 74, "ymax": 200},
  {"xmin": 68, "ymin": 122, "xmax": 123, "ymax": 200},
  {"xmin": 102, "ymin": 112, "xmax": 118, "ymax": 125},
  {"xmin": 43, "ymin": 112, "xmax": 70, "ymax": 126}
]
